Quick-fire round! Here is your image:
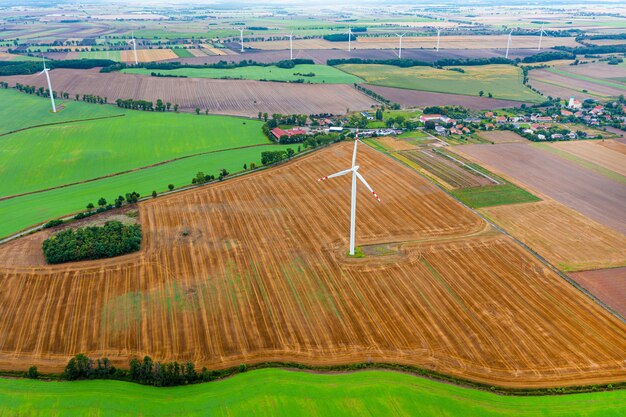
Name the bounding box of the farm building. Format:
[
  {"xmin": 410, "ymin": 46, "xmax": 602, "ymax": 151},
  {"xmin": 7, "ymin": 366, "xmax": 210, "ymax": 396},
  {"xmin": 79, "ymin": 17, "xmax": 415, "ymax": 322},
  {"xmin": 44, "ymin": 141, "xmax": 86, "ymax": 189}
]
[
  {"xmin": 420, "ymin": 114, "xmax": 442, "ymax": 123},
  {"xmin": 271, "ymin": 127, "xmax": 307, "ymax": 140}
]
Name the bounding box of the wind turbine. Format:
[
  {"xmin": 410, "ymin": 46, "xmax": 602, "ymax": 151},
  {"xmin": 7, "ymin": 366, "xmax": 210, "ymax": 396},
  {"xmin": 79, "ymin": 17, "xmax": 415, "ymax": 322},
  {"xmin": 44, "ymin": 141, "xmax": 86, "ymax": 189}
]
[
  {"xmin": 288, "ymin": 31, "xmax": 293, "ymax": 60},
  {"xmin": 130, "ymin": 31, "xmax": 138, "ymax": 65},
  {"xmin": 436, "ymin": 28, "xmax": 441, "ymax": 52},
  {"xmin": 395, "ymin": 32, "xmax": 406, "ymax": 58},
  {"xmin": 40, "ymin": 55, "xmax": 56, "ymax": 113},
  {"xmin": 347, "ymin": 26, "xmax": 353, "ymax": 52},
  {"xmin": 537, "ymin": 24, "xmax": 547, "ymax": 51},
  {"xmin": 318, "ymin": 130, "xmax": 381, "ymax": 256},
  {"xmin": 505, "ymin": 29, "xmax": 512, "ymax": 59},
  {"xmin": 239, "ymin": 28, "xmax": 245, "ymax": 53}
]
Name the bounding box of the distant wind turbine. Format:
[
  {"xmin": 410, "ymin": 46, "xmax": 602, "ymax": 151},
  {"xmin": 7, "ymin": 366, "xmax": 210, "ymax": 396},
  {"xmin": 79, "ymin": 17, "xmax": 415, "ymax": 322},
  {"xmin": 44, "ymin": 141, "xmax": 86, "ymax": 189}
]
[
  {"xmin": 239, "ymin": 28, "xmax": 245, "ymax": 52},
  {"xmin": 436, "ymin": 28, "xmax": 441, "ymax": 51},
  {"xmin": 505, "ymin": 29, "xmax": 513, "ymax": 59},
  {"xmin": 318, "ymin": 130, "xmax": 381, "ymax": 256},
  {"xmin": 131, "ymin": 31, "xmax": 138, "ymax": 65},
  {"xmin": 347, "ymin": 26, "xmax": 353, "ymax": 52},
  {"xmin": 537, "ymin": 24, "xmax": 547, "ymax": 51},
  {"xmin": 40, "ymin": 55, "xmax": 56, "ymax": 113},
  {"xmin": 395, "ymin": 32, "xmax": 407, "ymax": 58},
  {"xmin": 288, "ymin": 31, "xmax": 293, "ymax": 60}
]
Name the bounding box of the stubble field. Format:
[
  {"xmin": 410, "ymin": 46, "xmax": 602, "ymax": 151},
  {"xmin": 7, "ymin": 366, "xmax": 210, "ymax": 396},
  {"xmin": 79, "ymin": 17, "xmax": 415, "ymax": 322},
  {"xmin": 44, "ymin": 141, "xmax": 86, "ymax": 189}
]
[
  {"xmin": 481, "ymin": 200, "xmax": 626, "ymax": 272},
  {"xmin": 0, "ymin": 143, "xmax": 625, "ymax": 388}
]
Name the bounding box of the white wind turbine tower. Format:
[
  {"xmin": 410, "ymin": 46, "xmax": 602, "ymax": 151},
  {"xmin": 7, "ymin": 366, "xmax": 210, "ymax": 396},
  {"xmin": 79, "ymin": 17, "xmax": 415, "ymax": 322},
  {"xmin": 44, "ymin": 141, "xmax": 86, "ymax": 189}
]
[
  {"xmin": 537, "ymin": 24, "xmax": 547, "ymax": 51},
  {"xmin": 318, "ymin": 130, "xmax": 381, "ymax": 256},
  {"xmin": 347, "ymin": 26, "xmax": 353, "ymax": 52},
  {"xmin": 436, "ymin": 29, "xmax": 441, "ymax": 52},
  {"xmin": 288, "ymin": 31, "xmax": 293, "ymax": 60},
  {"xmin": 130, "ymin": 31, "xmax": 138, "ymax": 65},
  {"xmin": 40, "ymin": 55, "xmax": 56, "ymax": 113},
  {"xmin": 505, "ymin": 29, "xmax": 513, "ymax": 59},
  {"xmin": 239, "ymin": 28, "xmax": 245, "ymax": 52},
  {"xmin": 395, "ymin": 32, "xmax": 407, "ymax": 58}
]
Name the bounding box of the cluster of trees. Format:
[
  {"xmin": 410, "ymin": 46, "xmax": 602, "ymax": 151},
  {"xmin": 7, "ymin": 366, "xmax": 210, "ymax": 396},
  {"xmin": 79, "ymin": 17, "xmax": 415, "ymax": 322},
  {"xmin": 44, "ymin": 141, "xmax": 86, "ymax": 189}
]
[
  {"xmin": 81, "ymin": 94, "xmax": 108, "ymax": 104},
  {"xmin": 261, "ymin": 149, "xmax": 295, "ymax": 165},
  {"xmin": 521, "ymin": 51, "xmax": 574, "ymax": 63},
  {"xmin": 125, "ymin": 58, "xmax": 315, "ymax": 73},
  {"xmin": 302, "ymin": 132, "xmax": 341, "ymax": 149},
  {"xmin": 0, "ymin": 81, "xmax": 8, "ymax": 89},
  {"xmin": 42, "ymin": 221, "xmax": 142, "ymax": 264},
  {"xmin": 191, "ymin": 167, "xmax": 229, "ymax": 184},
  {"xmin": 323, "ymin": 33, "xmax": 357, "ymax": 42},
  {"xmin": 62, "ymin": 354, "xmax": 236, "ymax": 386},
  {"xmin": 115, "ymin": 98, "xmax": 177, "ymax": 112}
]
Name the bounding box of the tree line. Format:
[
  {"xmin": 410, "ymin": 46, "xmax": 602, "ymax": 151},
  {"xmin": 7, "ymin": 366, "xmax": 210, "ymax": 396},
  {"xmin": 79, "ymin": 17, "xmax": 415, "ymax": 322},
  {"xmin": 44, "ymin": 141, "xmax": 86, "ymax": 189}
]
[{"xmin": 0, "ymin": 58, "xmax": 118, "ymax": 76}]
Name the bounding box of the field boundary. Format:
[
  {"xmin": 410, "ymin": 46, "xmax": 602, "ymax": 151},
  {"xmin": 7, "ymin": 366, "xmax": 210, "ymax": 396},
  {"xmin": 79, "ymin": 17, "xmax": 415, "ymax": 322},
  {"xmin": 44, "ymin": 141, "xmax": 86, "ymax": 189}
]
[
  {"xmin": 1, "ymin": 361, "xmax": 625, "ymax": 396},
  {"xmin": 362, "ymin": 141, "xmax": 626, "ymax": 325},
  {"xmin": 0, "ymin": 114, "xmax": 126, "ymax": 138}
]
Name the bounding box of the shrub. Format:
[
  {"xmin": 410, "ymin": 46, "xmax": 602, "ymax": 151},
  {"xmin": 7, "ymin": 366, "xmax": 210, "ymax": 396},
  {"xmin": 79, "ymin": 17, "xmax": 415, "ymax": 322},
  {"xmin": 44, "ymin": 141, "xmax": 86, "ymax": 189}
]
[{"xmin": 43, "ymin": 219, "xmax": 64, "ymax": 229}]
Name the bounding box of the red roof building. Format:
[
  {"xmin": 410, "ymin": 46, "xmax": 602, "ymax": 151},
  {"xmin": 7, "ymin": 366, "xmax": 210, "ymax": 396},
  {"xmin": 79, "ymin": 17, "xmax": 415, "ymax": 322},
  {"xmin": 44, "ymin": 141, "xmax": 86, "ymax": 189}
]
[{"xmin": 271, "ymin": 127, "xmax": 306, "ymax": 140}]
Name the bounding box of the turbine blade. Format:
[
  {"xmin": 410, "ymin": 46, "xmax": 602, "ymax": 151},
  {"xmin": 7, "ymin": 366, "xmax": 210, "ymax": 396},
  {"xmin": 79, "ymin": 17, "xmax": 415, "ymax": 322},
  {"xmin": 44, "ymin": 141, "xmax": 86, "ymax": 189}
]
[
  {"xmin": 356, "ymin": 172, "xmax": 381, "ymax": 202},
  {"xmin": 318, "ymin": 168, "xmax": 352, "ymax": 182}
]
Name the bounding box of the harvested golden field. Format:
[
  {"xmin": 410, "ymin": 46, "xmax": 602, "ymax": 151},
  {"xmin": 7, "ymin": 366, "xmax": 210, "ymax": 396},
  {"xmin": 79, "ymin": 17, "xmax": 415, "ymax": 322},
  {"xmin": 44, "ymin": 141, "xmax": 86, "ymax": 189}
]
[
  {"xmin": 201, "ymin": 44, "xmax": 228, "ymax": 55},
  {"xmin": 0, "ymin": 143, "xmax": 625, "ymax": 388},
  {"xmin": 481, "ymin": 200, "xmax": 626, "ymax": 272},
  {"xmin": 477, "ymin": 131, "xmax": 526, "ymax": 144},
  {"xmin": 187, "ymin": 48, "xmax": 207, "ymax": 57},
  {"xmin": 549, "ymin": 140, "xmax": 626, "ymax": 176},
  {"xmin": 374, "ymin": 136, "xmax": 418, "ymax": 151},
  {"xmin": 600, "ymin": 139, "xmax": 626, "ymax": 155},
  {"xmin": 120, "ymin": 49, "xmax": 178, "ymax": 63}
]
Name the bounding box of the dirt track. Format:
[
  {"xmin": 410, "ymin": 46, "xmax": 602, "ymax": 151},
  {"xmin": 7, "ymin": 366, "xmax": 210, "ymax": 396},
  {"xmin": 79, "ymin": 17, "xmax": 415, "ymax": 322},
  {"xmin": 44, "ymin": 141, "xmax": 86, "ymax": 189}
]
[{"xmin": 0, "ymin": 143, "xmax": 625, "ymax": 388}]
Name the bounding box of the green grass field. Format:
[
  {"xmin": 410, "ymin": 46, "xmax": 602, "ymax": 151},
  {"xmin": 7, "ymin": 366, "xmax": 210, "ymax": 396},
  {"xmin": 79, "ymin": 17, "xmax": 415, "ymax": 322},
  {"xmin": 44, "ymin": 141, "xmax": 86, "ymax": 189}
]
[
  {"xmin": 0, "ymin": 91, "xmax": 268, "ymax": 198},
  {"xmin": 122, "ymin": 64, "xmax": 364, "ymax": 84},
  {"xmin": 171, "ymin": 48, "xmax": 194, "ymax": 58},
  {"xmin": 1, "ymin": 369, "xmax": 624, "ymax": 417},
  {"xmin": 337, "ymin": 64, "xmax": 544, "ymax": 102},
  {"xmin": 0, "ymin": 88, "xmax": 124, "ymax": 135},
  {"xmin": 451, "ymin": 183, "xmax": 541, "ymax": 208}
]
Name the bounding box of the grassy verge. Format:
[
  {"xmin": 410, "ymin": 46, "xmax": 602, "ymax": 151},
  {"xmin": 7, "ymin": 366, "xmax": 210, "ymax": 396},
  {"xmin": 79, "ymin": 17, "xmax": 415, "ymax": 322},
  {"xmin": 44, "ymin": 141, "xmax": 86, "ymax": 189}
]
[{"xmin": 1, "ymin": 368, "xmax": 625, "ymax": 417}]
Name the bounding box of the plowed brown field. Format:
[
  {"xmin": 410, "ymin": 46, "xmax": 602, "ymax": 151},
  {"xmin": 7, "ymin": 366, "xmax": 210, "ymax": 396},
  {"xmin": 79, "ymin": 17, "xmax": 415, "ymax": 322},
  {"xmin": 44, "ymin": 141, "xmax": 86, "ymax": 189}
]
[
  {"xmin": 571, "ymin": 267, "xmax": 626, "ymax": 318},
  {"xmin": 0, "ymin": 143, "xmax": 625, "ymax": 387},
  {"xmin": 0, "ymin": 69, "xmax": 376, "ymax": 117},
  {"xmin": 481, "ymin": 200, "xmax": 626, "ymax": 272}
]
